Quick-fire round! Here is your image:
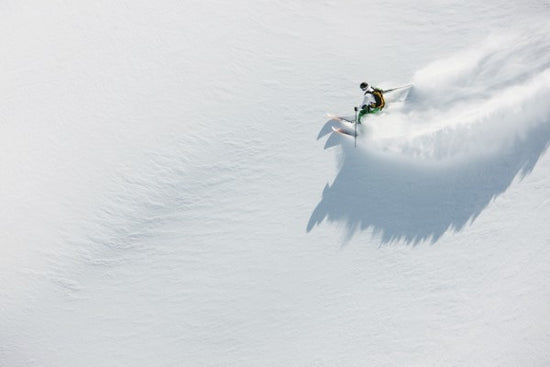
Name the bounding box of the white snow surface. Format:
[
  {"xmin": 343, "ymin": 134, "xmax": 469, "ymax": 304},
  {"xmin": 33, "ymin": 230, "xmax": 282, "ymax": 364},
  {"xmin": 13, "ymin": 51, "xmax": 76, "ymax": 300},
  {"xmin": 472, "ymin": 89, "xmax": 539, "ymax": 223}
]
[{"xmin": 2, "ymin": 1, "xmax": 550, "ymax": 366}]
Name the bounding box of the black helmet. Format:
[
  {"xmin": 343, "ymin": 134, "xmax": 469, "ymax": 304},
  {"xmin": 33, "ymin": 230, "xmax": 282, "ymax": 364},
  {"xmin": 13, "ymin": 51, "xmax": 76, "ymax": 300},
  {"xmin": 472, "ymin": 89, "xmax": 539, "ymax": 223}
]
[{"xmin": 360, "ymin": 82, "xmax": 369, "ymax": 91}]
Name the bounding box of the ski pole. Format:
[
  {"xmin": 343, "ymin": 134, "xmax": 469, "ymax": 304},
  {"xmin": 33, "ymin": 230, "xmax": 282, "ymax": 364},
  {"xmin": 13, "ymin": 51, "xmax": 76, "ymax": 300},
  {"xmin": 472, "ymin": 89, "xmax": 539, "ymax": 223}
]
[
  {"xmin": 354, "ymin": 107, "xmax": 358, "ymax": 148},
  {"xmin": 382, "ymin": 84, "xmax": 413, "ymax": 93}
]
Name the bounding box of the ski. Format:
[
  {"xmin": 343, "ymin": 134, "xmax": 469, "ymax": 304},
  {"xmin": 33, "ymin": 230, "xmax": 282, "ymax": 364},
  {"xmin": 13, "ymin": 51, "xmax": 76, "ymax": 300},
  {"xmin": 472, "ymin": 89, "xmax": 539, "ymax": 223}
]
[
  {"xmin": 327, "ymin": 113, "xmax": 356, "ymax": 124},
  {"xmin": 331, "ymin": 125, "xmax": 357, "ymax": 137}
]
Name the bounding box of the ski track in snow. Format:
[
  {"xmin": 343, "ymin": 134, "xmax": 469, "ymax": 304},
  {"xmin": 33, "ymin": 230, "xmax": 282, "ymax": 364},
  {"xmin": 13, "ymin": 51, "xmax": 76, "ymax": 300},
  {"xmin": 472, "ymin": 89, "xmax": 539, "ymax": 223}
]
[{"xmin": 313, "ymin": 28, "xmax": 550, "ymax": 243}]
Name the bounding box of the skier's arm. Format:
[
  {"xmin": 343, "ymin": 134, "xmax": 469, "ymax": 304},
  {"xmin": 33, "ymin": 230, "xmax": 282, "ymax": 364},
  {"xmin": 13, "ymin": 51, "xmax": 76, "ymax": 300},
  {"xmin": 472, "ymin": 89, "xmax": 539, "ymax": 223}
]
[{"xmin": 361, "ymin": 94, "xmax": 376, "ymax": 109}]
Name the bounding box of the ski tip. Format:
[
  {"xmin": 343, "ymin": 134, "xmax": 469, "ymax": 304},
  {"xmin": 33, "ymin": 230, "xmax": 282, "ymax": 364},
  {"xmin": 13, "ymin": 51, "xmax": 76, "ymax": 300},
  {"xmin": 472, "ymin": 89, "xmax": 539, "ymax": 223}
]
[{"xmin": 331, "ymin": 125, "xmax": 357, "ymax": 137}]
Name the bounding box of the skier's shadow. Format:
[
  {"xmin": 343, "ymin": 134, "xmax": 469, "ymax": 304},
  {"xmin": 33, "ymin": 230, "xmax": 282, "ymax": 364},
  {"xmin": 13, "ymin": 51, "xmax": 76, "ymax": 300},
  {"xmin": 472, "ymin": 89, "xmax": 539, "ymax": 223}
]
[
  {"xmin": 308, "ymin": 118, "xmax": 550, "ymax": 245},
  {"xmin": 317, "ymin": 117, "xmax": 357, "ymax": 149}
]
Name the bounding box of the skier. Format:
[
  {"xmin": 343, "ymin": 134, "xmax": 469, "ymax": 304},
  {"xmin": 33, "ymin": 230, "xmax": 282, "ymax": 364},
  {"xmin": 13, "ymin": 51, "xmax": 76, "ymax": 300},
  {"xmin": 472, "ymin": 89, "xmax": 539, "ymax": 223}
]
[{"xmin": 357, "ymin": 82, "xmax": 385, "ymax": 123}]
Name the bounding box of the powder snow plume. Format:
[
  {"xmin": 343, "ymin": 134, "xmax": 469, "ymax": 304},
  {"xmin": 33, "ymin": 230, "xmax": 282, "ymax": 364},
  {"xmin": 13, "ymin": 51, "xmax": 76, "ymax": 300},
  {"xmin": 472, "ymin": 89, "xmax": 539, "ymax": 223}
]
[{"xmin": 364, "ymin": 27, "xmax": 550, "ymax": 163}]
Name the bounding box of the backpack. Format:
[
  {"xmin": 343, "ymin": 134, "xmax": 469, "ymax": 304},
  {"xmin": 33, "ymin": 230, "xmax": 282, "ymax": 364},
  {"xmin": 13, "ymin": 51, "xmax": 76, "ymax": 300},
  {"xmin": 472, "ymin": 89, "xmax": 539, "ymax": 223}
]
[{"xmin": 370, "ymin": 88, "xmax": 385, "ymax": 109}]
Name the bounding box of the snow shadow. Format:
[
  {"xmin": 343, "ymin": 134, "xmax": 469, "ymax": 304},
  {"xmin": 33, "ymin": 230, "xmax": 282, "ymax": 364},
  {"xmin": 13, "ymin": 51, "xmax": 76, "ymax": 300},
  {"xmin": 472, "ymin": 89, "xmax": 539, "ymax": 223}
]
[{"xmin": 308, "ymin": 120, "xmax": 550, "ymax": 244}]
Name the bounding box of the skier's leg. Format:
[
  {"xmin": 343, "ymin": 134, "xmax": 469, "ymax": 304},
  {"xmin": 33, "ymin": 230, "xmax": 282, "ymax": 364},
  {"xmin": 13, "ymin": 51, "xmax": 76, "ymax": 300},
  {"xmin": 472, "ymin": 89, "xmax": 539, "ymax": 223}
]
[{"xmin": 358, "ymin": 107, "xmax": 369, "ymax": 124}]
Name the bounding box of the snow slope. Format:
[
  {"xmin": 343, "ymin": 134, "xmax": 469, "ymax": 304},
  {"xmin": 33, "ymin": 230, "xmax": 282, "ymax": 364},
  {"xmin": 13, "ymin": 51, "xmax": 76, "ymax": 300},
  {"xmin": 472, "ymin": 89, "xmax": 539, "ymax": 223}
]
[{"xmin": 2, "ymin": 1, "xmax": 550, "ymax": 366}]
